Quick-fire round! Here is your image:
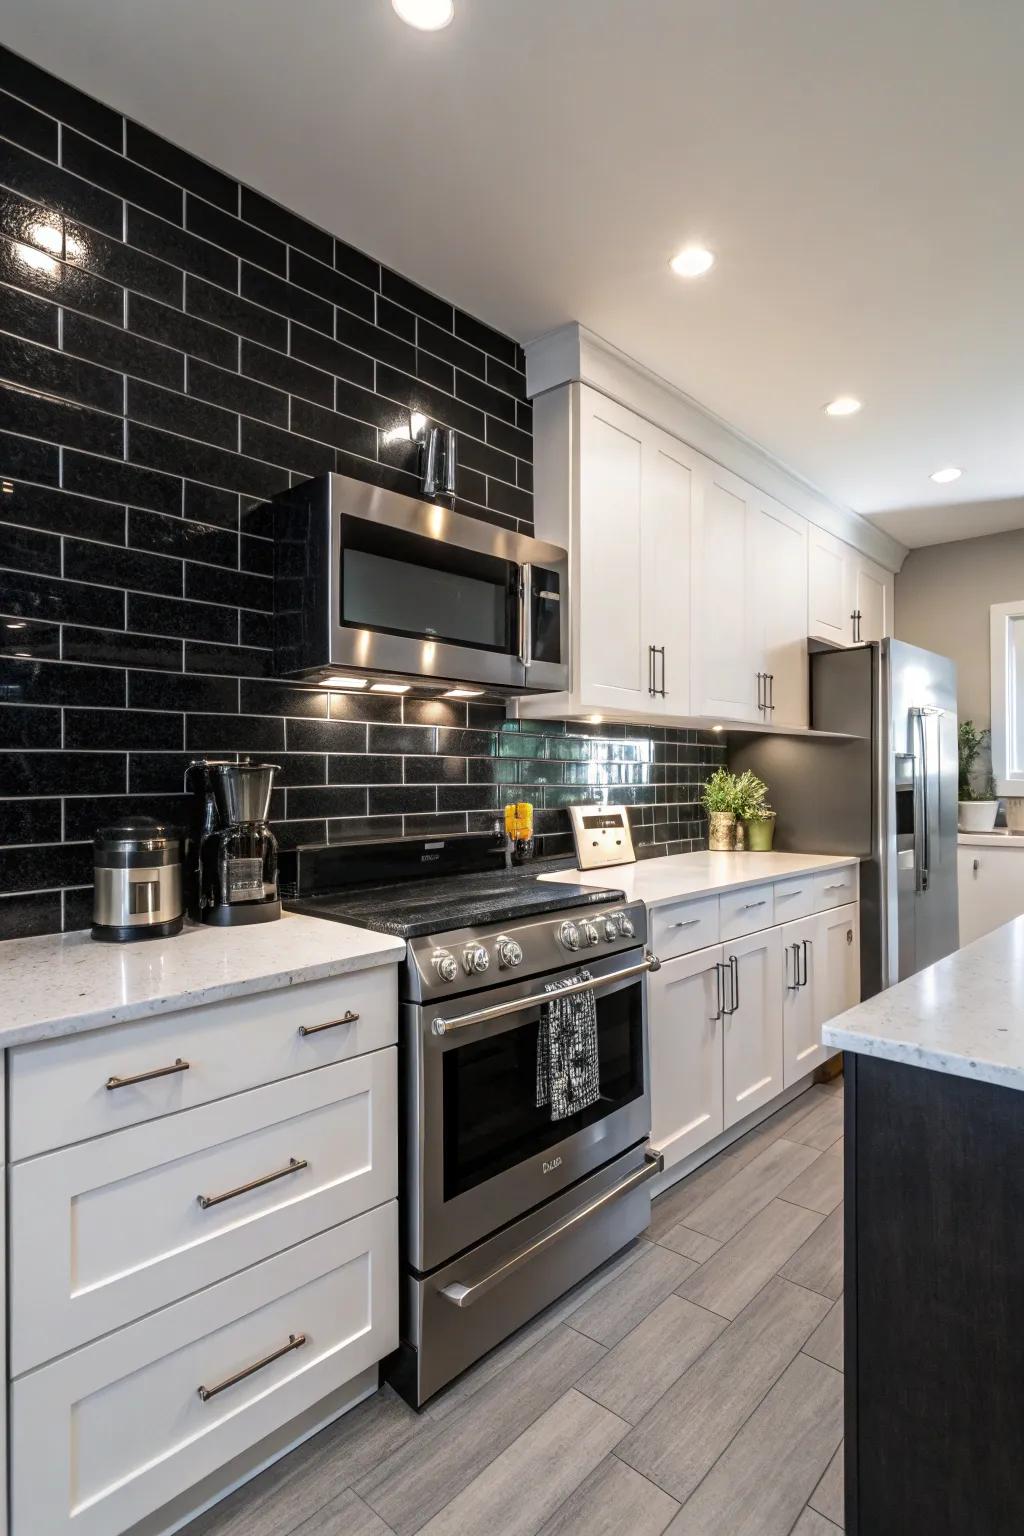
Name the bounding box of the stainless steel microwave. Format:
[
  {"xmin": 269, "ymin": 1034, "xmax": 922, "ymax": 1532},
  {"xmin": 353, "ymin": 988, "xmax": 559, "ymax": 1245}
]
[{"xmin": 273, "ymin": 473, "xmax": 568, "ymax": 693}]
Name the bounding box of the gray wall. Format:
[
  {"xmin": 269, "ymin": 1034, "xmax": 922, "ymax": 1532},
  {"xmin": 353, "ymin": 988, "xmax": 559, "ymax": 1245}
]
[{"xmin": 895, "ymin": 528, "xmax": 1024, "ymax": 729}]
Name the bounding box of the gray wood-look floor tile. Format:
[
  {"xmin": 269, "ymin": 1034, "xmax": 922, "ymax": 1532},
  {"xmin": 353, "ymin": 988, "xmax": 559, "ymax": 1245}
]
[
  {"xmin": 780, "ymin": 1205, "xmax": 844, "ymax": 1301},
  {"xmin": 617, "ymin": 1276, "xmax": 830, "ymax": 1504},
  {"xmin": 787, "ymin": 1094, "xmax": 844, "ymax": 1151},
  {"xmin": 802, "ymin": 1295, "xmax": 844, "ymax": 1372},
  {"xmin": 654, "ymin": 1222, "xmax": 722, "ymax": 1263},
  {"xmin": 416, "ymin": 1390, "xmax": 628, "ymax": 1536},
  {"xmin": 779, "ymin": 1143, "xmax": 844, "ymax": 1215},
  {"xmin": 576, "ymin": 1293, "xmax": 726, "ymax": 1424},
  {"xmin": 537, "ymin": 1456, "xmax": 679, "ymax": 1536},
  {"xmin": 791, "ymin": 1510, "xmax": 843, "ymax": 1536},
  {"xmin": 355, "ymin": 1325, "xmax": 605, "ymax": 1536},
  {"xmin": 677, "ymin": 1198, "xmax": 825, "ymax": 1320},
  {"xmin": 683, "ymin": 1138, "xmax": 821, "ymax": 1243},
  {"xmin": 663, "ymin": 1353, "xmax": 843, "ymax": 1536},
  {"xmin": 566, "ymin": 1242, "xmax": 697, "ymax": 1347},
  {"xmin": 809, "ymin": 1442, "xmax": 845, "ymax": 1527},
  {"xmin": 290, "ymin": 1487, "xmax": 395, "ymax": 1536}
]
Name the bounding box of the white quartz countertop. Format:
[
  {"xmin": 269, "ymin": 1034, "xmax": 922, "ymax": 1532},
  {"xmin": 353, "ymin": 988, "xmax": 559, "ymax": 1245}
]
[
  {"xmin": 538, "ymin": 849, "xmax": 858, "ymax": 909},
  {"xmin": 823, "ymin": 918, "xmax": 1024, "ymax": 1091},
  {"xmin": 0, "ymin": 913, "xmax": 405, "ymax": 1049},
  {"xmin": 958, "ymin": 831, "xmax": 1024, "ymax": 848}
]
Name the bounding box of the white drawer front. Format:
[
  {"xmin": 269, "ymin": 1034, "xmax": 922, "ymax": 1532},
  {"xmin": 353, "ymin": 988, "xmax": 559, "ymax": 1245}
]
[
  {"xmin": 719, "ymin": 882, "xmax": 775, "ymax": 940},
  {"xmin": 771, "ymin": 877, "xmax": 816, "ymax": 923},
  {"xmin": 11, "ymin": 1204, "xmax": 398, "ymax": 1536},
  {"xmin": 9, "ymin": 964, "xmax": 398, "ymax": 1161},
  {"xmin": 649, "ymin": 895, "xmax": 721, "ymax": 961},
  {"xmin": 10, "ymin": 1049, "xmax": 397, "ymax": 1377},
  {"xmin": 814, "ymin": 865, "xmax": 859, "ymax": 911}
]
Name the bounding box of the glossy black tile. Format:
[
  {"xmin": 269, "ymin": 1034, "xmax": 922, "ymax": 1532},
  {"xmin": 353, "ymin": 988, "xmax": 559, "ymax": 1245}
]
[
  {"xmin": 62, "ymin": 885, "xmax": 94, "ymax": 930},
  {"xmin": 287, "ymin": 785, "xmax": 367, "ymax": 819},
  {"xmin": 128, "ymin": 377, "xmax": 237, "ymax": 451},
  {"xmin": 240, "ymin": 188, "xmax": 332, "ymax": 265},
  {"xmin": 436, "ymin": 727, "xmax": 497, "ymax": 757},
  {"xmin": 127, "ymin": 590, "xmax": 236, "ymax": 645},
  {"xmin": 326, "ymin": 814, "xmax": 403, "ymax": 844},
  {"xmin": 272, "ymin": 753, "xmax": 327, "ymax": 788},
  {"xmin": 376, "ymin": 294, "xmax": 416, "ymax": 342},
  {"xmin": 0, "ymin": 888, "xmax": 61, "ymax": 938},
  {"xmin": 184, "ymin": 712, "xmax": 284, "ymax": 752},
  {"xmin": 127, "ymin": 125, "xmax": 237, "ymax": 213},
  {"xmin": 0, "ymin": 91, "xmax": 59, "ymax": 159},
  {"xmin": 240, "ymin": 532, "xmax": 272, "ymax": 575},
  {"xmin": 64, "ymin": 536, "xmax": 183, "ymax": 597},
  {"xmin": 241, "ymin": 264, "xmax": 332, "ymax": 336},
  {"xmin": 128, "ymin": 292, "xmax": 237, "ymax": 371},
  {"xmin": 0, "ymin": 703, "xmax": 60, "ymax": 747},
  {"xmin": 0, "ymin": 140, "xmax": 122, "ymax": 238},
  {"xmin": 368, "ymin": 783, "xmax": 438, "ymax": 817},
  {"xmin": 2, "ymin": 567, "xmax": 124, "ymax": 627},
  {"xmin": 186, "ymin": 561, "xmax": 272, "ymax": 612},
  {"xmin": 64, "ymin": 791, "xmax": 191, "ymax": 842},
  {"xmin": 453, "ymin": 310, "xmax": 520, "ymax": 369},
  {"xmin": 127, "ymin": 668, "xmax": 236, "ymax": 713},
  {"xmin": 239, "ymin": 609, "xmax": 272, "ymax": 648},
  {"xmin": 188, "ymin": 358, "xmax": 287, "ymax": 429},
  {"xmin": 0, "ymin": 522, "xmax": 60, "ymax": 577},
  {"xmin": 487, "ymin": 475, "xmax": 532, "ymax": 521},
  {"xmin": 468, "ymin": 701, "xmax": 507, "ymax": 730},
  {"xmin": 0, "ymin": 382, "xmax": 123, "ymax": 457},
  {"xmin": 129, "ymin": 423, "xmax": 288, "ymax": 500},
  {"xmin": 239, "ymin": 418, "xmax": 336, "ymax": 478},
  {"xmin": 292, "ymin": 322, "xmax": 378, "ymax": 389},
  {"xmin": 186, "ymin": 275, "xmax": 287, "ymax": 352},
  {"xmin": 380, "ymin": 269, "xmax": 452, "ymax": 330},
  {"xmin": 0, "ymin": 840, "xmax": 93, "ymax": 894},
  {"xmin": 0, "ymin": 655, "xmax": 122, "ymax": 707},
  {"xmin": 415, "ymin": 348, "xmax": 454, "ymax": 395},
  {"xmin": 366, "ymin": 722, "xmax": 436, "ymax": 755},
  {"xmin": 0, "ymin": 430, "xmax": 59, "ymax": 487},
  {"xmin": 127, "ymin": 206, "xmax": 238, "ymax": 292},
  {"xmin": 334, "ymin": 238, "xmax": 379, "ymax": 293},
  {"xmin": 288, "ymin": 399, "xmax": 376, "ymax": 459},
  {"xmin": 458, "ymin": 433, "xmax": 518, "ymax": 486},
  {"xmin": 404, "ymin": 811, "xmax": 468, "ymax": 837},
  {"xmin": 0, "ymin": 274, "xmax": 59, "ymax": 346},
  {"xmin": 486, "ymin": 414, "xmax": 533, "ymax": 462},
  {"xmin": 0, "ymin": 795, "xmax": 61, "ymax": 846},
  {"xmin": 128, "ymin": 507, "xmax": 235, "ymax": 565},
  {"xmin": 185, "ymin": 194, "xmax": 284, "ymax": 275},
  {"xmin": 404, "ymin": 698, "xmax": 469, "ymax": 728},
  {"xmin": 517, "ymin": 459, "xmax": 533, "ymax": 492},
  {"xmin": 517, "ymin": 398, "xmax": 532, "ymax": 431},
  {"xmin": 241, "ymin": 339, "xmax": 333, "ymax": 408},
  {"xmin": 64, "ymin": 448, "xmax": 182, "ymax": 516},
  {"xmin": 184, "ymin": 639, "xmax": 269, "ymax": 678},
  {"xmin": 0, "ymin": 749, "xmax": 126, "ymax": 797},
  {"xmin": 64, "ymin": 310, "xmax": 184, "ymax": 392},
  {"xmin": 0, "ymin": 617, "xmax": 59, "ymax": 660},
  {"xmin": 457, "ymin": 368, "xmax": 518, "ymax": 424},
  {"xmin": 417, "ymin": 317, "xmax": 485, "ymax": 379},
  {"xmin": 183, "ymin": 481, "xmax": 239, "ymax": 531},
  {"xmin": 328, "ymin": 692, "xmax": 402, "ymax": 723},
  {"xmin": 238, "ymin": 679, "xmax": 328, "ymax": 718},
  {"xmin": 285, "ymin": 717, "xmax": 367, "ymax": 753},
  {"xmin": 438, "ymin": 783, "xmax": 497, "ymax": 812},
  {"xmin": 0, "ymin": 47, "xmax": 122, "ymax": 148},
  {"xmin": 62, "ymin": 129, "xmax": 181, "ymax": 223},
  {"xmin": 486, "ymin": 355, "xmax": 528, "ymax": 401},
  {"xmin": 328, "ymin": 753, "xmax": 402, "ymax": 785},
  {"xmin": 65, "ymin": 706, "xmax": 181, "ymax": 750},
  {"xmin": 69, "ymin": 221, "xmax": 183, "ymax": 307},
  {"xmin": 62, "ymin": 624, "xmax": 181, "ymax": 670},
  {"xmin": 127, "ymin": 751, "xmax": 195, "ymax": 793},
  {"xmin": 289, "ymin": 250, "xmax": 374, "ymax": 322},
  {"xmin": 0, "ymin": 331, "xmax": 123, "ymax": 413},
  {"xmin": 375, "ymin": 364, "xmax": 485, "ymax": 441},
  {"xmin": 405, "ymin": 754, "xmax": 466, "ymax": 783}
]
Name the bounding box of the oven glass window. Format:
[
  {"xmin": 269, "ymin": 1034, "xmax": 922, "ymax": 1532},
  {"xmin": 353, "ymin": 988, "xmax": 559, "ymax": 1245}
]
[
  {"xmin": 340, "ymin": 515, "xmax": 518, "ymax": 653},
  {"xmin": 441, "ymin": 978, "xmax": 644, "ymax": 1201}
]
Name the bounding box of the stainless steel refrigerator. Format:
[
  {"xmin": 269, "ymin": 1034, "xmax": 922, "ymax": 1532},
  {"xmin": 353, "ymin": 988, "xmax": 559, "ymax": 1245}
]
[{"xmin": 731, "ymin": 639, "xmax": 959, "ymax": 998}]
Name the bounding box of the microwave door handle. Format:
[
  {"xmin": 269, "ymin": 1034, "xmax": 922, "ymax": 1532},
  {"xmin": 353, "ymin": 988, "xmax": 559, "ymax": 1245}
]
[{"xmin": 519, "ymin": 562, "xmax": 533, "ymax": 668}]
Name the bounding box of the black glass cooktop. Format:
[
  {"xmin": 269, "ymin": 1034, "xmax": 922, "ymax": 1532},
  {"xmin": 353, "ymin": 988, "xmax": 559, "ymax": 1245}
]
[{"xmin": 287, "ymin": 869, "xmax": 624, "ymax": 940}]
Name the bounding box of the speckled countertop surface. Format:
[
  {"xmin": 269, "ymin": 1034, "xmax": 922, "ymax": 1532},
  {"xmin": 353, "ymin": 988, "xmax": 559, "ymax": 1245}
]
[
  {"xmin": 539, "ymin": 850, "xmax": 858, "ymax": 909},
  {"xmin": 824, "ymin": 917, "xmax": 1024, "ymax": 1091},
  {"xmin": 0, "ymin": 913, "xmax": 405, "ymax": 1049}
]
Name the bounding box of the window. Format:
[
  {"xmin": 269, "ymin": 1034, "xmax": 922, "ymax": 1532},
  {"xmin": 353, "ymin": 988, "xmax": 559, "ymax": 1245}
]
[{"xmin": 990, "ymin": 600, "xmax": 1024, "ymax": 796}]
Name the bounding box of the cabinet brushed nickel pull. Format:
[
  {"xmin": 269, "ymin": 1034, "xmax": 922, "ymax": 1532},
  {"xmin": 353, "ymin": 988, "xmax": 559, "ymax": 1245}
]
[
  {"xmin": 741, "ymin": 900, "xmax": 767, "ymax": 910},
  {"xmin": 298, "ymin": 1009, "xmax": 359, "ymax": 1037},
  {"xmin": 197, "ymin": 1332, "xmax": 306, "ymax": 1402},
  {"xmin": 729, "ymin": 954, "xmax": 740, "ymax": 1013},
  {"xmin": 801, "ymin": 938, "xmax": 812, "ymax": 987},
  {"xmin": 670, "ymin": 918, "xmax": 701, "ymax": 929},
  {"xmin": 823, "ymin": 883, "xmax": 847, "ymax": 892},
  {"xmin": 779, "ymin": 888, "xmax": 803, "ymax": 897},
  {"xmin": 106, "ymin": 1057, "xmax": 189, "ymax": 1091},
  {"xmin": 197, "ymin": 1157, "xmax": 308, "ymax": 1210}
]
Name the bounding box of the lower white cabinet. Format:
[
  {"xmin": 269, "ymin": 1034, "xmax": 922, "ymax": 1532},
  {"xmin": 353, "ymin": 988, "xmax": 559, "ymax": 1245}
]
[
  {"xmin": 958, "ymin": 844, "xmax": 1024, "ymax": 946},
  {"xmin": 816, "ymin": 903, "xmax": 861, "ymax": 1029},
  {"xmin": 648, "ymin": 947, "xmax": 724, "ymax": 1172},
  {"xmin": 723, "ymin": 927, "xmax": 785, "ymax": 1129},
  {"xmin": 782, "ymin": 906, "xmax": 859, "ymax": 1088},
  {"xmin": 11, "ymin": 1205, "xmax": 398, "ymax": 1536}
]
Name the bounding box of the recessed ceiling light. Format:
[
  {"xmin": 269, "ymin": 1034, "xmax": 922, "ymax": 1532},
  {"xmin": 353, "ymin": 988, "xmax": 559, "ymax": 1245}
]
[
  {"xmin": 443, "ymin": 688, "xmax": 484, "ymax": 698},
  {"xmin": 371, "ymin": 681, "xmax": 411, "ymax": 694},
  {"xmin": 930, "ymin": 465, "xmax": 963, "ymax": 484},
  {"xmin": 587, "ymin": 714, "xmax": 604, "ymax": 724},
  {"xmin": 669, "ymin": 246, "xmax": 715, "ymax": 278},
  {"xmin": 392, "ymin": 0, "xmax": 454, "ymax": 29},
  {"xmin": 824, "ymin": 396, "xmax": 862, "ymax": 417},
  {"xmin": 323, "ymin": 675, "xmax": 368, "ymax": 688}
]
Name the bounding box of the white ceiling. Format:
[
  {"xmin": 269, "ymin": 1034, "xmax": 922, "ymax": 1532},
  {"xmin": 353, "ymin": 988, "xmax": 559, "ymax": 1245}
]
[{"xmin": 5, "ymin": 0, "xmax": 1024, "ymax": 549}]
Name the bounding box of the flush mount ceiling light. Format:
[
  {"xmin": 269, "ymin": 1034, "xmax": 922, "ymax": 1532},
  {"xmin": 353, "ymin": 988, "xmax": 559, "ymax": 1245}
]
[
  {"xmin": 669, "ymin": 246, "xmax": 715, "ymax": 278},
  {"xmin": 371, "ymin": 681, "xmax": 411, "ymax": 694},
  {"xmin": 930, "ymin": 465, "xmax": 963, "ymax": 484},
  {"xmin": 443, "ymin": 687, "xmax": 484, "ymax": 698},
  {"xmin": 824, "ymin": 396, "xmax": 862, "ymax": 417},
  {"xmin": 392, "ymin": 0, "xmax": 454, "ymax": 29}
]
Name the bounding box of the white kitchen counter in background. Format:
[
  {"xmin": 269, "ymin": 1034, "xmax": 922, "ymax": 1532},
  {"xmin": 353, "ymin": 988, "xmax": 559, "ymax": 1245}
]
[
  {"xmin": 0, "ymin": 913, "xmax": 405, "ymax": 1048},
  {"xmin": 959, "ymin": 830, "xmax": 1024, "ymax": 848},
  {"xmin": 539, "ymin": 849, "xmax": 858, "ymax": 908},
  {"xmin": 824, "ymin": 917, "xmax": 1024, "ymax": 1091}
]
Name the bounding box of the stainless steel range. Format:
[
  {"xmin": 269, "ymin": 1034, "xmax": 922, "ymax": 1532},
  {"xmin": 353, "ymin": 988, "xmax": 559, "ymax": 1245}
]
[{"xmin": 281, "ymin": 833, "xmax": 662, "ymax": 1407}]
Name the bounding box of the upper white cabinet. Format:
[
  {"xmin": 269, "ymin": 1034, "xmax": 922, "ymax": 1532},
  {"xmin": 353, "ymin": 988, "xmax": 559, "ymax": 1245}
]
[
  {"xmin": 752, "ymin": 496, "xmax": 808, "ymax": 728},
  {"xmin": 808, "ymin": 526, "xmax": 893, "ymax": 648}
]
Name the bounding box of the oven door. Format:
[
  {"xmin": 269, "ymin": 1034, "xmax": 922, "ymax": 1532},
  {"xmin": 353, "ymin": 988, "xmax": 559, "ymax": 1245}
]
[
  {"xmin": 326, "ymin": 479, "xmax": 568, "ymax": 692},
  {"xmin": 405, "ymin": 947, "xmax": 652, "ymax": 1274}
]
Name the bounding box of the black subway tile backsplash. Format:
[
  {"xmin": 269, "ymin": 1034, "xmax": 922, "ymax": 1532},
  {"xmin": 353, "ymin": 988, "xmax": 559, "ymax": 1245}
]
[{"xmin": 0, "ymin": 45, "xmax": 722, "ymax": 937}]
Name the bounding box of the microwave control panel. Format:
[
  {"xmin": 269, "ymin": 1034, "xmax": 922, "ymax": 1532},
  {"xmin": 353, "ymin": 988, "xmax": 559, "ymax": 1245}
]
[{"xmin": 568, "ymin": 806, "xmax": 637, "ymax": 870}]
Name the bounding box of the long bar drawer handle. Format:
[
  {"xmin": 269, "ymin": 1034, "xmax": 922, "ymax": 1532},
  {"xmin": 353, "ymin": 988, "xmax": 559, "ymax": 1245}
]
[
  {"xmin": 298, "ymin": 1009, "xmax": 359, "ymax": 1037},
  {"xmin": 197, "ymin": 1332, "xmax": 306, "ymax": 1402},
  {"xmin": 670, "ymin": 918, "xmax": 701, "ymax": 929},
  {"xmin": 197, "ymin": 1157, "xmax": 308, "ymax": 1210},
  {"xmin": 106, "ymin": 1058, "xmax": 189, "ymax": 1091},
  {"xmin": 741, "ymin": 900, "xmax": 767, "ymax": 910},
  {"xmin": 779, "ymin": 888, "xmax": 803, "ymax": 896}
]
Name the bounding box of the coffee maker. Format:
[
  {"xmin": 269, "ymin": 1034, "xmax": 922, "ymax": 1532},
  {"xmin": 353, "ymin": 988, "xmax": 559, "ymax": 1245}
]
[{"xmin": 185, "ymin": 759, "xmax": 281, "ymax": 926}]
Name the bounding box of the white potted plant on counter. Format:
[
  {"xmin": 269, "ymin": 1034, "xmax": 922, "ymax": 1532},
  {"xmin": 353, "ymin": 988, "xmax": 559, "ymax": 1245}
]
[{"xmin": 958, "ymin": 720, "xmax": 999, "ymax": 832}]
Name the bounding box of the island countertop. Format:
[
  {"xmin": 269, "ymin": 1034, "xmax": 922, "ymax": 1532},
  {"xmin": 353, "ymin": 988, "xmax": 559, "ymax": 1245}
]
[
  {"xmin": 538, "ymin": 848, "xmax": 858, "ymax": 909},
  {"xmin": 0, "ymin": 913, "xmax": 405, "ymax": 1049},
  {"xmin": 823, "ymin": 916, "xmax": 1024, "ymax": 1091}
]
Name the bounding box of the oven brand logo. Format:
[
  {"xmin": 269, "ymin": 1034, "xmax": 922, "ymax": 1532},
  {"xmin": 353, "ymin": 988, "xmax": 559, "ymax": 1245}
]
[{"xmin": 542, "ymin": 1156, "xmax": 563, "ymax": 1174}]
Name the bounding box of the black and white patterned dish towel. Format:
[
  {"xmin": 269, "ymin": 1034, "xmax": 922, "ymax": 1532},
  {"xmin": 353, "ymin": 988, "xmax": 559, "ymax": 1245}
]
[{"xmin": 536, "ymin": 970, "xmax": 600, "ymax": 1121}]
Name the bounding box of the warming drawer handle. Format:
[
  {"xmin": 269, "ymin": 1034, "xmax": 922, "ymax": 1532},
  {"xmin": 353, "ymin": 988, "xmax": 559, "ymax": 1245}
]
[
  {"xmin": 197, "ymin": 1333, "xmax": 306, "ymax": 1402},
  {"xmin": 298, "ymin": 1010, "xmax": 360, "ymax": 1037},
  {"xmin": 430, "ymin": 953, "xmax": 661, "ymax": 1037},
  {"xmin": 106, "ymin": 1058, "xmax": 189, "ymax": 1091},
  {"xmin": 437, "ymin": 1151, "xmax": 664, "ymax": 1309},
  {"xmin": 197, "ymin": 1157, "xmax": 308, "ymax": 1210}
]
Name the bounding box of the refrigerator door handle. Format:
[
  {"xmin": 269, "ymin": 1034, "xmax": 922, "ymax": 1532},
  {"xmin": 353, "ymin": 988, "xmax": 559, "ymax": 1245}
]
[{"xmin": 911, "ymin": 707, "xmax": 938, "ymax": 893}]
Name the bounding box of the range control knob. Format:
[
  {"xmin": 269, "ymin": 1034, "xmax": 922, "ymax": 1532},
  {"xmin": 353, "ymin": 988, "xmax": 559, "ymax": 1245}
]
[
  {"xmin": 497, "ymin": 936, "xmax": 524, "ymax": 968},
  {"xmin": 558, "ymin": 920, "xmax": 581, "ymax": 950},
  {"xmin": 602, "ymin": 916, "xmax": 619, "ymax": 942},
  {"xmin": 580, "ymin": 920, "xmax": 600, "ymax": 947},
  {"xmin": 617, "ymin": 912, "xmax": 636, "ymax": 939},
  {"xmin": 432, "ymin": 950, "xmax": 459, "ymax": 984},
  {"xmin": 462, "ymin": 944, "xmax": 490, "ymax": 975}
]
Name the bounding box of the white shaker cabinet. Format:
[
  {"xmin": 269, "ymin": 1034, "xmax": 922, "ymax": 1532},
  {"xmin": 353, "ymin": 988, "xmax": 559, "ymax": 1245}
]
[
  {"xmin": 753, "ymin": 496, "xmax": 808, "ymax": 728},
  {"xmin": 958, "ymin": 843, "xmax": 1024, "ymax": 947},
  {"xmin": 808, "ymin": 525, "xmax": 893, "ymax": 648},
  {"xmin": 847, "ymin": 550, "xmax": 893, "ymax": 644},
  {"xmin": 648, "ymin": 944, "xmax": 725, "ymax": 1174},
  {"xmin": 816, "ymin": 901, "xmax": 861, "ymax": 1027},
  {"xmin": 781, "ymin": 913, "xmax": 826, "ymax": 1087},
  {"xmin": 692, "ymin": 463, "xmax": 759, "ymax": 722},
  {"xmin": 722, "ymin": 926, "xmax": 785, "ymax": 1128}
]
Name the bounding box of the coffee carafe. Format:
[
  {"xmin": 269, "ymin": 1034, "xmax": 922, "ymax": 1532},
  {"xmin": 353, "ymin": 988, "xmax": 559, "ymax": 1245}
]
[{"xmin": 185, "ymin": 759, "xmax": 282, "ymax": 926}]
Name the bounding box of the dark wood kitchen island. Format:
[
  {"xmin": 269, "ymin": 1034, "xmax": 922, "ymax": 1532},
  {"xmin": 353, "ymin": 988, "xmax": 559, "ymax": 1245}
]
[{"xmin": 824, "ymin": 918, "xmax": 1024, "ymax": 1535}]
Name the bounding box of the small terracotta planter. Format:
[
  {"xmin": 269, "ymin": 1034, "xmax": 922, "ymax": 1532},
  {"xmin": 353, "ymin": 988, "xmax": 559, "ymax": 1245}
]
[
  {"xmin": 744, "ymin": 814, "xmax": 776, "ymax": 852},
  {"xmin": 708, "ymin": 811, "xmax": 736, "ymax": 851}
]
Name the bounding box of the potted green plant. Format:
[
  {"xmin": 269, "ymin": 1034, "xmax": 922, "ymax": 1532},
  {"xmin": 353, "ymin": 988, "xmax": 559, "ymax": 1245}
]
[
  {"xmin": 702, "ymin": 767, "xmax": 739, "ymax": 850},
  {"xmin": 732, "ymin": 769, "xmax": 771, "ymax": 851},
  {"xmin": 958, "ymin": 720, "xmax": 999, "ymax": 833},
  {"xmin": 743, "ymin": 803, "xmax": 777, "ymax": 852}
]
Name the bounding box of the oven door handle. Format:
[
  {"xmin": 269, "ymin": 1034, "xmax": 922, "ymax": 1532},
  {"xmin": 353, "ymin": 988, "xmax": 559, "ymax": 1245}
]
[
  {"xmin": 430, "ymin": 952, "xmax": 662, "ymax": 1037},
  {"xmin": 437, "ymin": 1151, "xmax": 664, "ymax": 1309}
]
